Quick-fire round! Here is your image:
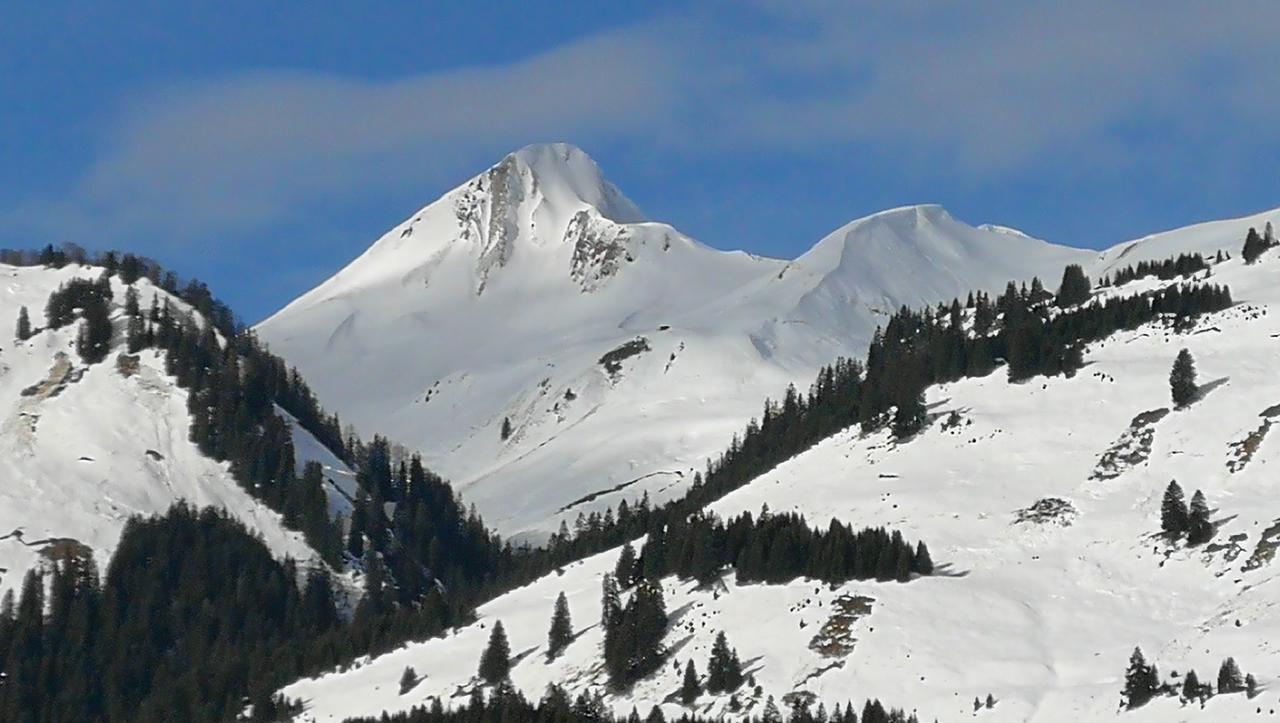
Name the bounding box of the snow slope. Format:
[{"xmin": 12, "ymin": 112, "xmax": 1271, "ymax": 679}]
[
  {"xmin": 257, "ymin": 144, "xmax": 1095, "ymax": 539},
  {"xmin": 0, "ymin": 263, "xmax": 348, "ymax": 597},
  {"xmin": 281, "ymin": 225, "xmax": 1280, "ymax": 722}
]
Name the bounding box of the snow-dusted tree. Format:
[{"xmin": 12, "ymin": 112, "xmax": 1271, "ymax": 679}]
[
  {"xmin": 1170, "ymin": 349, "xmax": 1197, "ymax": 408},
  {"xmin": 1246, "ymin": 673, "xmax": 1258, "ymax": 698},
  {"xmin": 547, "ymin": 591, "xmax": 573, "ymax": 660},
  {"xmin": 478, "ymin": 621, "xmax": 511, "ymax": 684},
  {"xmin": 1160, "ymin": 481, "xmax": 1189, "ymax": 539},
  {"xmin": 500, "ymin": 416, "xmax": 513, "ymax": 441},
  {"xmin": 1187, "ymin": 490, "xmax": 1213, "ymax": 545}
]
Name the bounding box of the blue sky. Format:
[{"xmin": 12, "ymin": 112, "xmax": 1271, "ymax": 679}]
[{"xmin": 4, "ymin": 1, "xmax": 1280, "ymax": 323}]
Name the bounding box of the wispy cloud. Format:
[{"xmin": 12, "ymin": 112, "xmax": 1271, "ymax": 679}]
[
  {"xmin": 701, "ymin": 1, "xmax": 1280, "ymax": 169},
  {"xmin": 5, "ymin": 2, "xmax": 1280, "ymax": 252},
  {"xmin": 3, "ymin": 26, "xmax": 680, "ymax": 245}
]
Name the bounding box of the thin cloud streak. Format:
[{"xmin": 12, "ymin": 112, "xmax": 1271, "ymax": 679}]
[{"xmin": 4, "ymin": 2, "xmax": 1280, "ymax": 252}]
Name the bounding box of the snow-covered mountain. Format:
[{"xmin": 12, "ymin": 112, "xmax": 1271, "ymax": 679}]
[
  {"xmin": 0, "ymin": 262, "xmax": 353, "ymax": 598},
  {"xmin": 257, "ymin": 143, "xmax": 1094, "ymax": 539},
  {"xmin": 281, "ymin": 207, "xmax": 1280, "ymax": 722}
]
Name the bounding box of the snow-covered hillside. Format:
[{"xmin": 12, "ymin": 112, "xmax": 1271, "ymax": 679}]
[
  {"xmin": 0, "ymin": 263, "xmax": 350, "ymax": 597},
  {"xmin": 257, "ymin": 144, "xmax": 1097, "ymax": 540},
  {"xmin": 281, "ymin": 218, "xmax": 1280, "ymax": 722}
]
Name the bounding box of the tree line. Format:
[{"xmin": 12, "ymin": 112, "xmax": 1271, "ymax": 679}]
[
  {"xmin": 1101, "ymin": 252, "xmax": 1208, "ymax": 288},
  {"xmin": 0, "ymin": 505, "xmax": 339, "ymax": 723},
  {"xmin": 1122, "ymin": 647, "xmax": 1257, "ymax": 710},
  {"xmin": 344, "ymin": 681, "xmax": 920, "ymax": 723},
  {"xmin": 614, "ymin": 510, "xmax": 932, "ymax": 589}
]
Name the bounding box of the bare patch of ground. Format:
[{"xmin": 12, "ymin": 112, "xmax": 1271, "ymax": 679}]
[
  {"xmin": 808, "ymin": 594, "xmax": 874, "ymax": 658},
  {"xmin": 1091, "ymin": 408, "xmax": 1169, "ymax": 480}
]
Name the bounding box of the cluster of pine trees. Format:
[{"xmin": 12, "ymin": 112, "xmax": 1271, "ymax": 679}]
[
  {"xmin": 0, "ymin": 505, "xmax": 341, "ymax": 723},
  {"xmin": 681, "ymin": 631, "xmax": 746, "ymax": 704},
  {"xmin": 601, "ymin": 575, "xmax": 669, "ymax": 689},
  {"xmin": 1102, "ymin": 253, "xmax": 1209, "ymax": 287},
  {"xmin": 613, "ymin": 510, "xmax": 931, "ymax": 589},
  {"xmin": 44, "ymin": 275, "xmax": 114, "ymax": 363},
  {"xmin": 1160, "ymin": 481, "xmax": 1214, "ymax": 546},
  {"xmin": 346, "ymin": 683, "xmax": 919, "ymax": 723},
  {"xmin": 1123, "ymin": 647, "xmax": 1257, "ymax": 710}
]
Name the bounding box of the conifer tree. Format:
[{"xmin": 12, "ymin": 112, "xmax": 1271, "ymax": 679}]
[
  {"xmin": 601, "ymin": 574, "xmax": 620, "ymax": 630},
  {"xmin": 1170, "ymin": 349, "xmax": 1197, "ymax": 408},
  {"xmin": 15, "ymin": 305, "xmax": 30, "ymax": 341},
  {"xmin": 680, "ymin": 660, "xmax": 701, "ymax": 705},
  {"xmin": 1160, "ymin": 480, "xmax": 1189, "ymax": 539},
  {"xmin": 1122, "ymin": 647, "xmax": 1160, "ymax": 709},
  {"xmin": 399, "ymin": 666, "xmax": 418, "ymax": 695},
  {"xmin": 1056, "ymin": 264, "xmax": 1092, "ymax": 307},
  {"xmin": 615, "ymin": 542, "xmax": 637, "ymax": 588},
  {"xmin": 641, "ymin": 524, "xmax": 667, "ymax": 581},
  {"xmin": 912, "ymin": 541, "xmax": 934, "ymax": 575},
  {"xmin": 1246, "ymin": 673, "xmax": 1258, "ymax": 698},
  {"xmin": 706, "ymin": 631, "xmax": 744, "ymax": 693},
  {"xmin": 478, "ymin": 621, "xmax": 511, "ymax": 684},
  {"xmin": 890, "ymin": 387, "xmax": 926, "ymax": 439},
  {"xmin": 547, "ymin": 592, "xmax": 573, "ymax": 660},
  {"xmin": 1243, "ymin": 227, "xmax": 1267, "ymax": 264},
  {"xmin": 1187, "ymin": 490, "xmax": 1213, "ymax": 545},
  {"xmin": 1217, "ymin": 657, "xmax": 1243, "ymax": 694},
  {"xmin": 761, "ymin": 696, "xmax": 783, "ymax": 723},
  {"xmin": 1182, "ymin": 669, "xmax": 1201, "ymax": 702},
  {"xmin": 124, "ymin": 286, "xmax": 145, "ymax": 353}
]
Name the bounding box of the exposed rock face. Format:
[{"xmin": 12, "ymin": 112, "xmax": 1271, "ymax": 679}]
[
  {"xmin": 567, "ymin": 210, "xmax": 633, "ymax": 291},
  {"xmin": 453, "ymin": 155, "xmax": 529, "ymax": 295}
]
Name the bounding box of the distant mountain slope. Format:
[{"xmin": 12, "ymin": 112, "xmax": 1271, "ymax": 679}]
[
  {"xmin": 0, "ymin": 263, "xmax": 347, "ymax": 596},
  {"xmin": 282, "ymin": 220, "xmax": 1280, "ymax": 723},
  {"xmin": 257, "ymin": 145, "xmax": 1095, "ymax": 539},
  {"xmin": 1097, "ymin": 206, "xmax": 1280, "ymax": 275}
]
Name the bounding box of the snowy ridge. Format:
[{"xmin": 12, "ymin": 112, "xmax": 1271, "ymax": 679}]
[
  {"xmin": 283, "ymin": 230, "xmax": 1280, "ymax": 722},
  {"xmin": 0, "ymin": 263, "xmax": 344, "ymax": 597},
  {"xmin": 257, "ymin": 146, "xmax": 1101, "ymax": 540}
]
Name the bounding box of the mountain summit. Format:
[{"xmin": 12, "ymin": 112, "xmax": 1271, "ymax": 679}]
[{"xmin": 258, "ymin": 146, "xmax": 1097, "ymax": 537}]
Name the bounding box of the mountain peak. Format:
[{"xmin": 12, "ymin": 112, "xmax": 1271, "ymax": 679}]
[{"xmin": 490, "ymin": 143, "xmax": 645, "ymax": 226}]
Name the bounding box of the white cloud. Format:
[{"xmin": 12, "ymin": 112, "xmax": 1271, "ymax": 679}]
[
  {"xmin": 6, "ymin": 2, "xmax": 1280, "ymax": 249},
  {"xmin": 5, "ymin": 26, "xmax": 681, "ymax": 244},
  {"xmin": 704, "ymin": 1, "xmax": 1280, "ymax": 169}
]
